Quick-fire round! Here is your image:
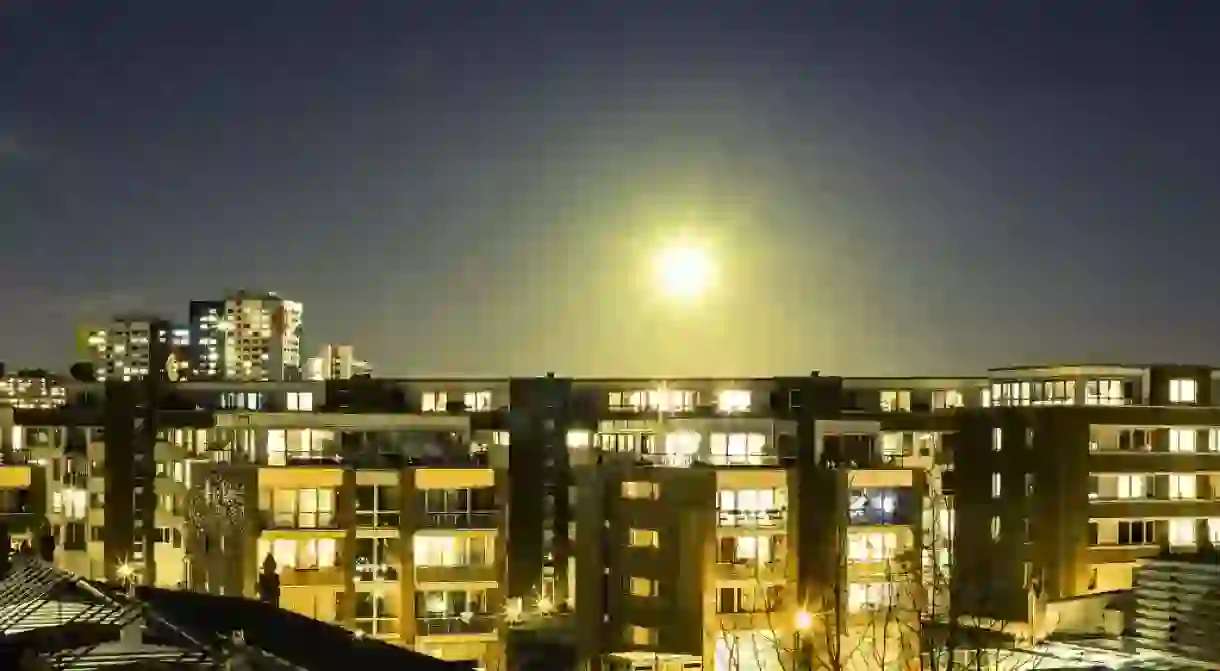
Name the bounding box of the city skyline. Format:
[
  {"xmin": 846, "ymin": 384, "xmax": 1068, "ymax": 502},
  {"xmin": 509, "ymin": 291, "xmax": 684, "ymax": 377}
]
[{"xmin": 5, "ymin": 2, "xmax": 1220, "ymax": 377}]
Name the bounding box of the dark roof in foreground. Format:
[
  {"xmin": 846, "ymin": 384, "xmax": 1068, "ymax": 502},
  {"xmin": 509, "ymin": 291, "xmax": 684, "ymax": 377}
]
[
  {"xmin": 134, "ymin": 586, "xmax": 472, "ymax": 671},
  {"xmin": 0, "ymin": 554, "xmax": 468, "ymax": 671}
]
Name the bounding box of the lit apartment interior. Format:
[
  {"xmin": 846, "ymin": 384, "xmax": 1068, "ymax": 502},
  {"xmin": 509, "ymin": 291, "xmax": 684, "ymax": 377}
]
[
  {"xmin": 181, "ymin": 409, "xmax": 508, "ymax": 670},
  {"xmin": 577, "ymin": 408, "xmax": 924, "ymax": 671},
  {"xmin": 410, "ymin": 467, "xmax": 504, "ymax": 670}
]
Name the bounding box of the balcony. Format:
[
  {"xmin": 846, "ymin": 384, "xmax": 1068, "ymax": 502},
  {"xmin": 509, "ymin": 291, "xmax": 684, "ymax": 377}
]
[
  {"xmin": 355, "ymin": 511, "xmax": 401, "ymax": 529},
  {"xmin": 717, "ymin": 509, "xmax": 786, "ymax": 528},
  {"xmin": 714, "ymin": 560, "xmax": 786, "ymax": 583},
  {"xmin": 279, "ymin": 566, "xmax": 345, "ymax": 587},
  {"xmin": 637, "ymin": 453, "xmax": 781, "ymax": 468},
  {"xmin": 415, "ymin": 615, "xmax": 497, "ymax": 636},
  {"xmin": 418, "ymin": 511, "xmax": 498, "ymax": 530},
  {"xmin": 354, "ymin": 562, "xmax": 400, "ymax": 582},
  {"xmin": 414, "ymin": 564, "xmax": 498, "ymax": 585},
  {"xmin": 260, "ymin": 511, "xmax": 339, "ymax": 531}
]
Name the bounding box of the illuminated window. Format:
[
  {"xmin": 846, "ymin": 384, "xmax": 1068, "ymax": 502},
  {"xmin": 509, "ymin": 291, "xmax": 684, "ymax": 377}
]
[
  {"xmin": 932, "ymin": 390, "xmax": 964, "ymax": 410},
  {"xmin": 733, "ymin": 536, "xmax": 773, "ymax": 562},
  {"xmin": 1169, "ymin": 474, "xmax": 1196, "ymax": 500},
  {"xmin": 660, "ymin": 389, "xmax": 696, "ymax": 412},
  {"xmin": 463, "ymin": 390, "xmax": 493, "ymax": 411},
  {"xmin": 991, "ymin": 473, "xmax": 1002, "ymax": 499},
  {"xmin": 621, "ymin": 481, "xmax": 661, "ymax": 500},
  {"xmin": 1116, "ymin": 475, "xmax": 1148, "ymax": 499},
  {"xmin": 709, "ymin": 433, "xmax": 767, "ymax": 465},
  {"xmin": 716, "ymin": 389, "xmax": 752, "ymax": 413},
  {"xmin": 421, "ymin": 392, "xmax": 447, "ymax": 412},
  {"xmin": 664, "ymin": 431, "xmax": 701, "ymax": 459},
  {"xmin": 1170, "ymin": 379, "xmax": 1198, "ymax": 404},
  {"xmin": 257, "ymin": 538, "xmax": 337, "ymax": 570},
  {"xmin": 287, "ymin": 392, "xmax": 313, "ymax": 411},
  {"xmin": 1169, "ymin": 518, "xmax": 1195, "ymax": 546},
  {"xmin": 992, "ymin": 428, "xmax": 1003, "ymax": 452},
  {"xmin": 1169, "ymin": 429, "xmax": 1196, "ymax": 452},
  {"xmin": 990, "ymin": 516, "xmax": 1001, "ymax": 541},
  {"xmin": 628, "ymin": 625, "xmax": 657, "ymax": 646},
  {"xmin": 565, "ymin": 430, "xmax": 590, "ymax": 448},
  {"xmin": 847, "ymin": 532, "xmax": 897, "ymax": 562},
  {"xmin": 629, "ymin": 577, "xmax": 657, "ymax": 597},
  {"xmin": 413, "ymin": 535, "xmax": 489, "ymax": 567},
  {"xmin": 1085, "ymin": 380, "xmax": 1126, "ymax": 405},
  {"xmin": 879, "ymin": 390, "xmax": 910, "ymax": 412},
  {"xmin": 628, "ymin": 528, "xmax": 659, "ymax": 548},
  {"xmin": 848, "ymin": 583, "xmax": 894, "ymax": 612},
  {"xmin": 717, "ymin": 488, "xmax": 786, "ymax": 526}
]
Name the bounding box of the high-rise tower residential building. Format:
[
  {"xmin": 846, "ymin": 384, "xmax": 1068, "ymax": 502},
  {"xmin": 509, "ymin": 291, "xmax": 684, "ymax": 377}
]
[
  {"xmin": 216, "ymin": 291, "xmax": 303, "ymax": 381},
  {"xmin": 188, "ymin": 300, "xmax": 225, "ymax": 379},
  {"xmin": 84, "ymin": 315, "xmax": 189, "ymax": 381}
]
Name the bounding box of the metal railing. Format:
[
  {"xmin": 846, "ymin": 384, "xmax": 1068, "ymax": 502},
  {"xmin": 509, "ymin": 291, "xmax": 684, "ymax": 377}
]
[
  {"xmin": 419, "ymin": 511, "xmax": 498, "ymax": 529},
  {"xmin": 415, "ymin": 614, "xmax": 496, "ymax": 636}
]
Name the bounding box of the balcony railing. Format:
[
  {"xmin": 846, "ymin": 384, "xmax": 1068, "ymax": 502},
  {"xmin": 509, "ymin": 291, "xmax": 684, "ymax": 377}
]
[
  {"xmin": 354, "ymin": 562, "xmax": 400, "ymax": 582},
  {"xmin": 355, "ymin": 511, "xmax": 401, "ymax": 528},
  {"xmin": 415, "ymin": 615, "xmax": 497, "ymax": 636},
  {"xmin": 714, "ymin": 560, "xmax": 786, "ymax": 582},
  {"xmin": 717, "ymin": 509, "xmax": 787, "ymax": 528},
  {"xmin": 261, "ymin": 511, "xmax": 338, "ymax": 530},
  {"xmin": 637, "ymin": 453, "xmax": 781, "ymax": 468},
  {"xmin": 418, "ymin": 511, "xmax": 498, "ymax": 529},
  {"xmin": 279, "ymin": 566, "xmax": 345, "ymax": 587}
]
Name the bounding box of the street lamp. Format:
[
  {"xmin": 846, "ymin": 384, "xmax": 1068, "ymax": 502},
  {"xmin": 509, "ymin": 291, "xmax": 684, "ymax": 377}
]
[{"xmin": 793, "ymin": 609, "xmax": 814, "ymax": 671}]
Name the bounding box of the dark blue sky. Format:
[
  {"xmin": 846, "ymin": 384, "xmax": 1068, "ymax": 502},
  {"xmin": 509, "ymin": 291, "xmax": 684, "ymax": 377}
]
[{"xmin": 3, "ymin": 1, "xmax": 1219, "ymax": 376}]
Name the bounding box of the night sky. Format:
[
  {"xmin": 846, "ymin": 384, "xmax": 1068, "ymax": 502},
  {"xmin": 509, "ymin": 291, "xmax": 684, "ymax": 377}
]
[{"xmin": 3, "ymin": 1, "xmax": 1220, "ymax": 377}]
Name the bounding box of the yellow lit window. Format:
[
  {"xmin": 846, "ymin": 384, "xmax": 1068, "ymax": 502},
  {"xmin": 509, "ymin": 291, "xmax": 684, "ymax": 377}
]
[
  {"xmin": 628, "ymin": 528, "xmax": 659, "ymax": 548},
  {"xmin": 716, "ymin": 389, "xmax": 752, "ymax": 413},
  {"xmin": 629, "ymin": 577, "xmax": 656, "ymax": 597}
]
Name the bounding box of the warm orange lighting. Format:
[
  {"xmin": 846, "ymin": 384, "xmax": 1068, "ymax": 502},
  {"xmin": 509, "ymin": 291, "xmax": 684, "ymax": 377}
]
[{"xmin": 794, "ymin": 609, "xmax": 814, "ymax": 631}]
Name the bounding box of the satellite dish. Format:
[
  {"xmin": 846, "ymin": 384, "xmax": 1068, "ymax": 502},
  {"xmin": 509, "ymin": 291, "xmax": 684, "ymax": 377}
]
[{"xmin": 166, "ymin": 353, "xmax": 180, "ymax": 382}]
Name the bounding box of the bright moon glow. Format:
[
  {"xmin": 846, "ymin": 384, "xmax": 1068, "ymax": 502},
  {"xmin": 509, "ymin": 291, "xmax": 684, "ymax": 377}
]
[{"xmin": 655, "ymin": 245, "xmax": 712, "ymax": 300}]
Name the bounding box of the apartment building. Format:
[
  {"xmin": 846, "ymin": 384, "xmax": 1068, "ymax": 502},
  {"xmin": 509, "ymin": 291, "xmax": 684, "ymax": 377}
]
[
  {"xmin": 11, "ymin": 365, "xmax": 1220, "ymax": 669},
  {"xmin": 946, "ymin": 364, "xmax": 1220, "ymax": 632},
  {"xmin": 188, "ymin": 299, "xmax": 225, "ymax": 379},
  {"xmin": 561, "ymin": 378, "xmax": 929, "ymax": 671},
  {"xmin": 217, "ymin": 290, "xmax": 304, "ymax": 381},
  {"xmin": 84, "ymin": 315, "xmax": 190, "ymax": 381},
  {"xmin": 0, "ymin": 370, "xmax": 66, "ymax": 409},
  {"xmin": 0, "ymin": 374, "xmax": 943, "ymax": 671}
]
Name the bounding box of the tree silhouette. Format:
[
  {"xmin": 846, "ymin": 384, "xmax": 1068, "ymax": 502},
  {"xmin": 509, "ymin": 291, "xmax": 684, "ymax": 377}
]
[{"xmin": 68, "ymin": 361, "xmax": 96, "ymax": 383}]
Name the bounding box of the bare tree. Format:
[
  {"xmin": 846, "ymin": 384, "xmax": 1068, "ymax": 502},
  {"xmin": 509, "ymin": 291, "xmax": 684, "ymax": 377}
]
[{"xmin": 902, "ymin": 477, "xmax": 1045, "ymax": 671}]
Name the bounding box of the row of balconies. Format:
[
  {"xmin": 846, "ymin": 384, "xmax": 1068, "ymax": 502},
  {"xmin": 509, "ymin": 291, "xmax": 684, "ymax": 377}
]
[
  {"xmin": 275, "ymin": 562, "xmax": 499, "ymax": 587},
  {"xmin": 258, "ymin": 509, "xmax": 499, "ymax": 531}
]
